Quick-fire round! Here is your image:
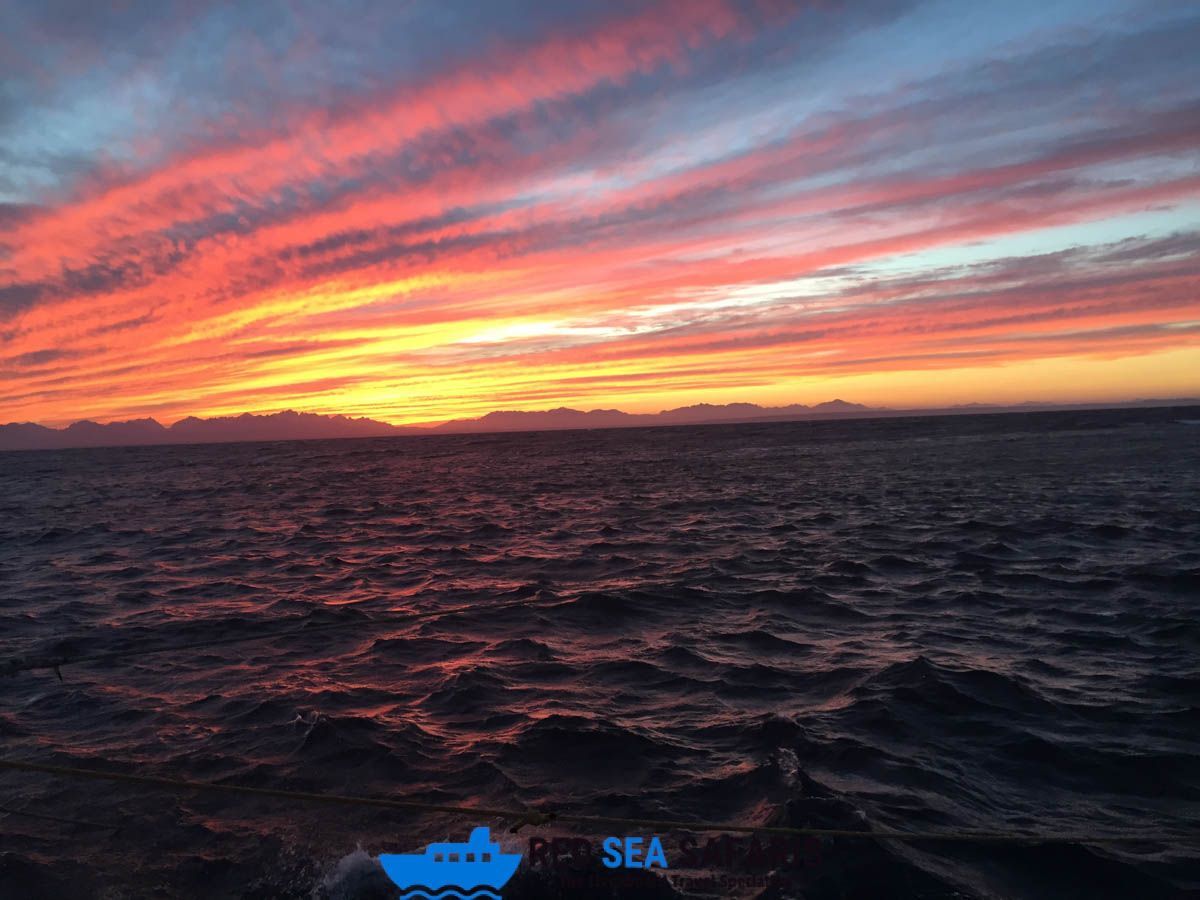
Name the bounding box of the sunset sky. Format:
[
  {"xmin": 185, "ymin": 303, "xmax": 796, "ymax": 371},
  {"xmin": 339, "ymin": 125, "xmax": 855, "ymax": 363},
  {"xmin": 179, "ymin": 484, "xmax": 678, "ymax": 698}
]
[{"xmin": 1, "ymin": 0, "xmax": 1198, "ymax": 427}]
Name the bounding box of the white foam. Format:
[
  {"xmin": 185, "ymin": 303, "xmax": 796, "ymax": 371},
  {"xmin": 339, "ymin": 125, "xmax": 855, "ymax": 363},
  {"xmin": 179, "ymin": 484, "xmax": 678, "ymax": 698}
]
[{"xmin": 315, "ymin": 846, "xmax": 384, "ymax": 900}]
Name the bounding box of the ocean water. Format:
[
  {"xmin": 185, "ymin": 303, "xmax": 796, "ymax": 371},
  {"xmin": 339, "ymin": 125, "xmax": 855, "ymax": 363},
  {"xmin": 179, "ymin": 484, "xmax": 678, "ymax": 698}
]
[{"xmin": 1, "ymin": 408, "xmax": 1198, "ymax": 899}]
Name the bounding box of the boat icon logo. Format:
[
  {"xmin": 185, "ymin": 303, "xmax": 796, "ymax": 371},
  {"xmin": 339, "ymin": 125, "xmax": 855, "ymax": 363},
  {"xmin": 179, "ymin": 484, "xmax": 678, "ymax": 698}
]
[{"xmin": 379, "ymin": 826, "xmax": 523, "ymax": 899}]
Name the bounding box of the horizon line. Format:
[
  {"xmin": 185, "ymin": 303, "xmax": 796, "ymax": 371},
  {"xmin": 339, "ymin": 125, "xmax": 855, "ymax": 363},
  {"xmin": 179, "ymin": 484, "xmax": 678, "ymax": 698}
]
[
  {"xmin": 7, "ymin": 394, "xmax": 1200, "ymax": 432},
  {"xmin": 3, "ymin": 397, "xmax": 1198, "ymax": 454}
]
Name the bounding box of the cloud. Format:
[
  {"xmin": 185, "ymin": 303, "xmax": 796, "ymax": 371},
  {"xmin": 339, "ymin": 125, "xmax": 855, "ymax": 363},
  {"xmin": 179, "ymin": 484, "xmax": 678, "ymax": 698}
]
[
  {"xmin": 0, "ymin": 1, "xmax": 1198, "ymax": 424},
  {"xmin": 0, "ymin": 282, "xmax": 44, "ymax": 317}
]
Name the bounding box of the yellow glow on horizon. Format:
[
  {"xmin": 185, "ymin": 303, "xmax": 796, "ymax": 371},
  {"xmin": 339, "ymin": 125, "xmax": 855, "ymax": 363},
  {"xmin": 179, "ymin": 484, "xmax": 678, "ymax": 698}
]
[{"xmin": 148, "ymin": 343, "xmax": 1199, "ymax": 428}]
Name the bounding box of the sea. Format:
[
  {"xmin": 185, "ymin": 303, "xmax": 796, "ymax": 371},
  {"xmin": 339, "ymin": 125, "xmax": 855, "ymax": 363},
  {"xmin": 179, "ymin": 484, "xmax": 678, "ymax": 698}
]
[{"xmin": 1, "ymin": 407, "xmax": 1198, "ymax": 899}]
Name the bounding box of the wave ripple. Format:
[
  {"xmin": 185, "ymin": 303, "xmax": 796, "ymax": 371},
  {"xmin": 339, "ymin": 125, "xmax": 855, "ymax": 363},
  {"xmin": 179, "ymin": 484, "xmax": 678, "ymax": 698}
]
[{"xmin": 1, "ymin": 409, "xmax": 1198, "ymax": 899}]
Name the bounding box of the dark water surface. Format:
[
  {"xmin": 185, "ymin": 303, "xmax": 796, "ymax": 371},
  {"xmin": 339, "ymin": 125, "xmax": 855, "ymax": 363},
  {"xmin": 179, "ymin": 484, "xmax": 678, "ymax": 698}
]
[{"xmin": 2, "ymin": 408, "xmax": 1198, "ymax": 899}]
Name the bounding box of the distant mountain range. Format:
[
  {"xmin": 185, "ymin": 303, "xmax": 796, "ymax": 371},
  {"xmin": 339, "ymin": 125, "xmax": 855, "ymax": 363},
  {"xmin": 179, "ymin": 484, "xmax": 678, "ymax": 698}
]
[
  {"xmin": 1, "ymin": 397, "xmax": 1196, "ymax": 451},
  {"xmin": 434, "ymin": 399, "xmax": 869, "ymax": 433},
  {"xmin": 0, "ymin": 410, "xmax": 404, "ymax": 451}
]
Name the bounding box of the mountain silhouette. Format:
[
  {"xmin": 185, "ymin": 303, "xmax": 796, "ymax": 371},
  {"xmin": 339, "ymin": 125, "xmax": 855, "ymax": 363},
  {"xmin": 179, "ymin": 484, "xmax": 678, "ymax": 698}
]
[
  {"xmin": 0, "ymin": 401, "xmax": 873, "ymax": 450},
  {"xmin": 167, "ymin": 410, "xmax": 406, "ymax": 443},
  {"xmin": 2, "ymin": 397, "xmax": 1196, "ymax": 451},
  {"xmin": 433, "ymin": 400, "xmax": 872, "ymax": 432},
  {"xmin": 0, "ymin": 410, "xmax": 409, "ymax": 451}
]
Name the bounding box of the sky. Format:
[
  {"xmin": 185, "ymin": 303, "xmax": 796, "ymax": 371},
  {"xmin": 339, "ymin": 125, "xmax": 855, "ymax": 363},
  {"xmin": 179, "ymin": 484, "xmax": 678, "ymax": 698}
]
[{"xmin": 1, "ymin": 0, "xmax": 1198, "ymax": 427}]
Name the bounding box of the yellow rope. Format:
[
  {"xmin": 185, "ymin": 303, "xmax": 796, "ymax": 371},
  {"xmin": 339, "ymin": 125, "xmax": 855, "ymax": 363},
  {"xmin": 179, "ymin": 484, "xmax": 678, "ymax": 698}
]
[{"xmin": 2, "ymin": 758, "xmax": 1195, "ymax": 845}]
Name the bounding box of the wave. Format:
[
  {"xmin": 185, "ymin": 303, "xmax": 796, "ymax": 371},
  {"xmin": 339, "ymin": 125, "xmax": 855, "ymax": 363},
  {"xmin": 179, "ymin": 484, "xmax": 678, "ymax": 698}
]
[
  {"xmin": 2, "ymin": 410, "xmax": 1197, "ymax": 898},
  {"xmin": 398, "ymin": 888, "xmax": 501, "ymax": 900}
]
